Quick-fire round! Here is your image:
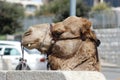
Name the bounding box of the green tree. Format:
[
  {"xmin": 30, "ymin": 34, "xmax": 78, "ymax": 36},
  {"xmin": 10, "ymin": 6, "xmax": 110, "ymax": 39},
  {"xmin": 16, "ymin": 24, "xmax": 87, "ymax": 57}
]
[
  {"xmin": 89, "ymin": 2, "xmax": 112, "ymax": 20},
  {"xmin": 0, "ymin": 2, "xmax": 24, "ymax": 34},
  {"xmin": 91, "ymin": 2, "xmax": 111, "ymax": 12},
  {"xmin": 38, "ymin": 0, "xmax": 90, "ymax": 22}
]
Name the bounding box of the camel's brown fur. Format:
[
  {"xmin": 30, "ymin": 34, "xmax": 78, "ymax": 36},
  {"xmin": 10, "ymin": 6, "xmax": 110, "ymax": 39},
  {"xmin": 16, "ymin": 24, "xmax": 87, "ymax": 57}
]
[{"xmin": 22, "ymin": 16, "xmax": 101, "ymax": 71}]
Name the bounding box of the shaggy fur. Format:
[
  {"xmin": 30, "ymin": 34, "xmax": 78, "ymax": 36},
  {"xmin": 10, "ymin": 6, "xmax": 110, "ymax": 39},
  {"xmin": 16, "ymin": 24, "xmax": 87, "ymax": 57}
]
[{"xmin": 22, "ymin": 16, "xmax": 101, "ymax": 71}]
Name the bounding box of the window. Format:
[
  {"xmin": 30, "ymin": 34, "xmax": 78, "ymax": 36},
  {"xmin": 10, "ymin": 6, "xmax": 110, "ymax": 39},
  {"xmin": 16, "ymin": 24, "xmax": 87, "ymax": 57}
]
[
  {"xmin": 0, "ymin": 48, "xmax": 2, "ymax": 55},
  {"xmin": 4, "ymin": 48, "xmax": 20, "ymax": 56},
  {"xmin": 0, "ymin": 48, "xmax": 2, "ymax": 51},
  {"xmin": 25, "ymin": 5, "xmax": 37, "ymax": 12},
  {"xmin": 104, "ymin": 0, "xmax": 120, "ymax": 7},
  {"xmin": 84, "ymin": 0, "xmax": 94, "ymax": 7}
]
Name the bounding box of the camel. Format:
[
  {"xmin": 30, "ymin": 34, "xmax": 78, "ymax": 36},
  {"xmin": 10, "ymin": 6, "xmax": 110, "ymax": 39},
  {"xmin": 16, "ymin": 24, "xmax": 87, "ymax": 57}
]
[{"xmin": 22, "ymin": 16, "xmax": 101, "ymax": 71}]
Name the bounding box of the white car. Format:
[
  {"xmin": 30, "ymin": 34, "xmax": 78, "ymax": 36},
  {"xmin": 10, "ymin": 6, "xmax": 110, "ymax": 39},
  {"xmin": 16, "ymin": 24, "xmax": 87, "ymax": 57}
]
[{"xmin": 0, "ymin": 41, "xmax": 47, "ymax": 70}]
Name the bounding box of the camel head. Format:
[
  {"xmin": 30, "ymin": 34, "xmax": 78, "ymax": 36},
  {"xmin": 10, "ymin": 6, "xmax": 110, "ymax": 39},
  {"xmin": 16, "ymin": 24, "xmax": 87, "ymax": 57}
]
[
  {"xmin": 22, "ymin": 16, "xmax": 100, "ymax": 54},
  {"xmin": 22, "ymin": 24, "xmax": 53, "ymax": 53}
]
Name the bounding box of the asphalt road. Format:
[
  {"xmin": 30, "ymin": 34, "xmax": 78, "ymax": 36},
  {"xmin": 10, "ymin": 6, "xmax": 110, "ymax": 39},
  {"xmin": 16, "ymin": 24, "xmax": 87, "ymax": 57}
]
[{"xmin": 102, "ymin": 67, "xmax": 120, "ymax": 80}]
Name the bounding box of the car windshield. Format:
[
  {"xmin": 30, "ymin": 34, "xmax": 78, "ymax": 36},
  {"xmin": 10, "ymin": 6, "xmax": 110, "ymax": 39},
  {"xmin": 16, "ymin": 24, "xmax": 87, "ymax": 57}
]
[{"xmin": 24, "ymin": 47, "xmax": 41, "ymax": 54}]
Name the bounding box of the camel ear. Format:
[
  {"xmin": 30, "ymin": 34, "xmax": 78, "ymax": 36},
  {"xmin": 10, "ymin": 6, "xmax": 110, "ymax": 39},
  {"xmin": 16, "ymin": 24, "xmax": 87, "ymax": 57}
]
[
  {"xmin": 80, "ymin": 18, "xmax": 92, "ymax": 33},
  {"xmin": 79, "ymin": 18, "xmax": 99, "ymax": 42},
  {"xmin": 82, "ymin": 18, "xmax": 92, "ymax": 29},
  {"xmin": 52, "ymin": 22, "xmax": 66, "ymax": 38}
]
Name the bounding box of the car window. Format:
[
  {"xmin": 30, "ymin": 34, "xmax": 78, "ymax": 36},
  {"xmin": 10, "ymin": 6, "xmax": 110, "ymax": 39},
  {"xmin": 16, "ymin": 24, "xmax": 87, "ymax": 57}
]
[
  {"xmin": 0, "ymin": 48, "xmax": 2, "ymax": 55},
  {"xmin": 4, "ymin": 48, "xmax": 20, "ymax": 56}
]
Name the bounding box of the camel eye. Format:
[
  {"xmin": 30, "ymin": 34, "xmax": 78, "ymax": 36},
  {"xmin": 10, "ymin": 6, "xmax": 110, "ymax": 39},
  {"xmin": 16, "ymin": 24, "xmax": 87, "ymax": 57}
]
[{"xmin": 24, "ymin": 29, "xmax": 32, "ymax": 36}]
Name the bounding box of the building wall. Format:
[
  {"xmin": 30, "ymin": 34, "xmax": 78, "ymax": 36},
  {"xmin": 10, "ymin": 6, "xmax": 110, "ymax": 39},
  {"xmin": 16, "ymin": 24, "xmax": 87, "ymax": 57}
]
[
  {"xmin": 104, "ymin": 0, "xmax": 120, "ymax": 7},
  {"xmin": 2, "ymin": 0, "xmax": 43, "ymax": 16},
  {"xmin": 83, "ymin": 0, "xmax": 120, "ymax": 7},
  {"xmin": 95, "ymin": 28, "xmax": 120, "ymax": 66},
  {"xmin": 84, "ymin": 0, "xmax": 94, "ymax": 7}
]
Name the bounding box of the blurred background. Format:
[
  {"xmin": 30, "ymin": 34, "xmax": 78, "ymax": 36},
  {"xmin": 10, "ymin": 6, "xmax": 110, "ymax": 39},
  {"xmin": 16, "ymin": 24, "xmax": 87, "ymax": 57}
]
[{"xmin": 0, "ymin": 0, "xmax": 120, "ymax": 80}]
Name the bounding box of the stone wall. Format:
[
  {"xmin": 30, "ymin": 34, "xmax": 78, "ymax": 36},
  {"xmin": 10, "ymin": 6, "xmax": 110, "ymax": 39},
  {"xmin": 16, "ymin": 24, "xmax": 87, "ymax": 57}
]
[
  {"xmin": 0, "ymin": 71, "xmax": 106, "ymax": 80},
  {"xmin": 95, "ymin": 28, "xmax": 120, "ymax": 66}
]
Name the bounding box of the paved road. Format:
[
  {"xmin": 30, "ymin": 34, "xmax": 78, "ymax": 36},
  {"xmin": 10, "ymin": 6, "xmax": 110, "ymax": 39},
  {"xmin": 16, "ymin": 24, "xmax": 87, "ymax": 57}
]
[{"xmin": 102, "ymin": 67, "xmax": 120, "ymax": 80}]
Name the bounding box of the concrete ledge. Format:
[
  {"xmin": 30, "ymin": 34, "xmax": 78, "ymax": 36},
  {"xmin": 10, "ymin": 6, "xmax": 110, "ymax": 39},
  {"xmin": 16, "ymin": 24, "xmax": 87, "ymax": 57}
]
[
  {"xmin": 0, "ymin": 71, "xmax": 6, "ymax": 80},
  {"xmin": 0, "ymin": 71, "xmax": 106, "ymax": 80}
]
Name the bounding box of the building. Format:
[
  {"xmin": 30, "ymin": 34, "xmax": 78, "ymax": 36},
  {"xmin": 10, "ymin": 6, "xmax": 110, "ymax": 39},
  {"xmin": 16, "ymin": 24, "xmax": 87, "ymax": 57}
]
[
  {"xmin": 104, "ymin": 0, "xmax": 120, "ymax": 7},
  {"xmin": 83, "ymin": 0, "xmax": 94, "ymax": 7},
  {"xmin": 83, "ymin": 0, "xmax": 120, "ymax": 7},
  {"xmin": 83, "ymin": 0, "xmax": 104, "ymax": 7},
  {"xmin": 1, "ymin": 0, "xmax": 43, "ymax": 16}
]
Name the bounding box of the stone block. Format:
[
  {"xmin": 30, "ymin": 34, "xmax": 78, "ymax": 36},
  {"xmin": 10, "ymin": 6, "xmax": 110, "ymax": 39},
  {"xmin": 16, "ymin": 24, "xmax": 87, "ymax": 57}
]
[
  {"xmin": 6, "ymin": 71, "xmax": 106, "ymax": 80},
  {"xmin": 0, "ymin": 71, "xmax": 6, "ymax": 80}
]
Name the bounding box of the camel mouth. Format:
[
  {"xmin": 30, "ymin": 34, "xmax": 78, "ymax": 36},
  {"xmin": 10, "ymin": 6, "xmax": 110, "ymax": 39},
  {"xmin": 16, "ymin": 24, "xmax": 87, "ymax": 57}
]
[{"xmin": 21, "ymin": 42, "xmax": 35, "ymax": 49}]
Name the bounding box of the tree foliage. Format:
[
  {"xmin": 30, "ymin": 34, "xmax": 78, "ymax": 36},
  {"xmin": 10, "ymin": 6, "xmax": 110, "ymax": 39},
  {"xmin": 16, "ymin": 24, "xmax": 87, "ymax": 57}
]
[
  {"xmin": 91, "ymin": 2, "xmax": 111, "ymax": 12},
  {"xmin": 0, "ymin": 1, "xmax": 24, "ymax": 34},
  {"xmin": 38, "ymin": 0, "xmax": 90, "ymax": 22},
  {"xmin": 90, "ymin": 2, "xmax": 112, "ymax": 18}
]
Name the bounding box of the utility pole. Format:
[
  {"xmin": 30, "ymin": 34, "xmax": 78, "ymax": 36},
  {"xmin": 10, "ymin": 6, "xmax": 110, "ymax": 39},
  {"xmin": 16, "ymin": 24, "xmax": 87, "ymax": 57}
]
[{"xmin": 70, "ymin": 0, "xmax": 76, "ymax": 16}]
